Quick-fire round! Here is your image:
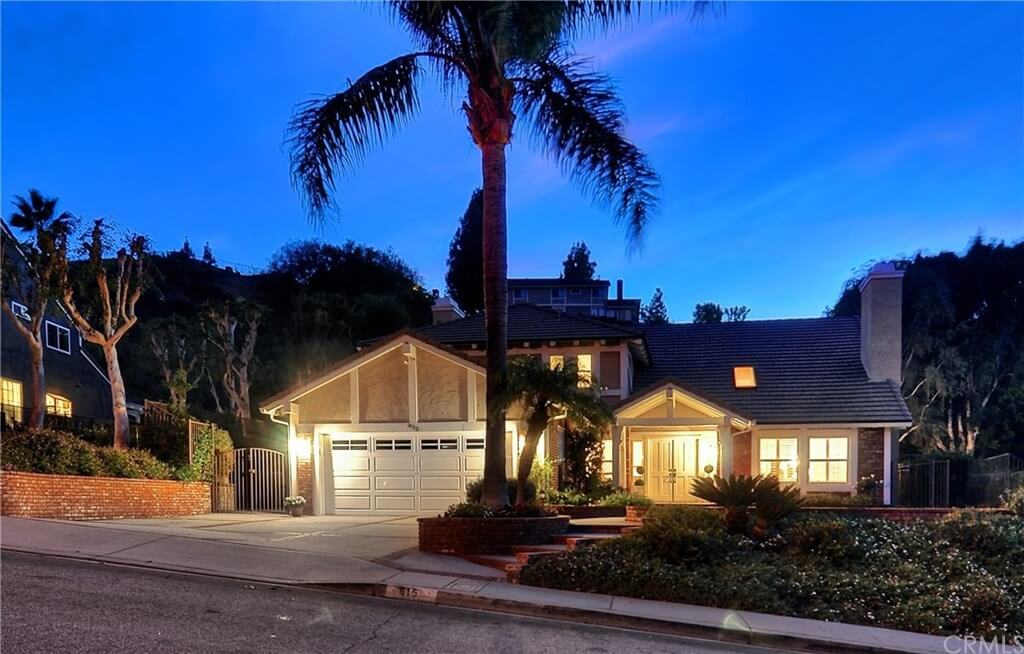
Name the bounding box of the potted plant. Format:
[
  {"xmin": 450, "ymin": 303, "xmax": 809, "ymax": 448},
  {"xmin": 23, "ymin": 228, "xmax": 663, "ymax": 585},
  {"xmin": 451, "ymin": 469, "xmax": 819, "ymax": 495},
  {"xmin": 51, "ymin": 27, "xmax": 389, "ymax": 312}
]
[
  {"xmin": 598, "ymin": 490, "xmax": 655, "ymax": 522},
  {"xmin": 284, "ymin": 495, "xmax": 306, "ymax": 517}
]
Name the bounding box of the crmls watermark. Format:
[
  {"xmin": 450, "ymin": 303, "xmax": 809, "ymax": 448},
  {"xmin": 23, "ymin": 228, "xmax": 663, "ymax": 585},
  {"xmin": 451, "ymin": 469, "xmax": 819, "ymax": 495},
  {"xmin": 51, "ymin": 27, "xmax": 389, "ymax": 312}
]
[{"xmin": 943, "ymin": 635, "xmax": 1024, "ymax": 654}]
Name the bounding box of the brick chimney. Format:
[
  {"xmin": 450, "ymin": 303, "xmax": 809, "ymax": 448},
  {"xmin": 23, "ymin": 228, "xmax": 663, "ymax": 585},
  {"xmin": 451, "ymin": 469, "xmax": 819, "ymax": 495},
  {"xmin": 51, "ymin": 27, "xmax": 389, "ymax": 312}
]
[
  {"xmin": 616, "ymin": 279, "xmax": 624, "ymax": 300},
  {"xmin": 431, "ymin": 296, "xmax": 465, "ymax": 325},
  {"xmin": 859, "ymin": 263, "xmax": 904, "ymax": 383}
]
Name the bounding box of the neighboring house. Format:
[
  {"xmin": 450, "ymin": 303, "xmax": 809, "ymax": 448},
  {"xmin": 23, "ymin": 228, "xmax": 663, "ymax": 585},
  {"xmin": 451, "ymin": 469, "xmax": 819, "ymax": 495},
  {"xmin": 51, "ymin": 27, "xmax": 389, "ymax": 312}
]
[
  {"xmin": 508, "ymin": 277, "xmax": 641, "ymax": 323},
  {"xmin": 260, "ymin": 263, "xmax": 910, "ymax": 515},
  {"xmin": 1, "ymin": 222, "xmax": 113, "ymax": 425}
]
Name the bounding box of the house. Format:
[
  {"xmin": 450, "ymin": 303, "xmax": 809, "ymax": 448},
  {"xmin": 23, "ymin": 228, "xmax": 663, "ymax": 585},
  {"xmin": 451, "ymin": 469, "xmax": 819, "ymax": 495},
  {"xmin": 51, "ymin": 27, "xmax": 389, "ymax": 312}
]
[
  {"xmin": 508, "ymin": 277, "xmax": 641, "ymax": 323},
  {"xmin": 1, "ymin": 222, "xmax": 113, "ymax": 425},
  {"xmin": 259, "ymin": 263, "xmax": 910, "ymax": 515}
]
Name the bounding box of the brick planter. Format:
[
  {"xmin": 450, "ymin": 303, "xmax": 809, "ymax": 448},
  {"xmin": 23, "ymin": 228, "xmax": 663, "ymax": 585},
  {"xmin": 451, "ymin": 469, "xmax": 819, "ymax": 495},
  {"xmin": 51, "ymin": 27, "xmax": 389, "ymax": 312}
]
[
  {"xmin": 418, "ymin": 515, "xmax": 571, "ymax": 554},
  {"xmin": 547, "ymin": 504, "xmax": 625, "ymax": 519},
  {"xmin": 1, "ymin": 471, "xmax": 211, "ymax": 520},
  {"xmin": 625, "ymin": 505, "xmax": 650, "ymax": 522}
]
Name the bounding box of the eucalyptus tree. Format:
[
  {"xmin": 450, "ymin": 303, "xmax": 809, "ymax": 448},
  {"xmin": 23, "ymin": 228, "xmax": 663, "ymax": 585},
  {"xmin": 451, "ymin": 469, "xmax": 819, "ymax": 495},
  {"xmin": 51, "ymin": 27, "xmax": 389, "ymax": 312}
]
[{"xmin": 288, "ymin": 1, "xmax": 709, "ymax": 507}]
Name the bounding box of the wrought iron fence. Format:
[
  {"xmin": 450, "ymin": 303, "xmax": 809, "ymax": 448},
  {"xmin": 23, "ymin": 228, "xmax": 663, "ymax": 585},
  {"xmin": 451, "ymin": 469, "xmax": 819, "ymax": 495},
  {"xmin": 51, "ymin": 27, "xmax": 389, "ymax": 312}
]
[
  {"xmin": 896, "ymin": 459, "xmax": 950, "ymax": 507},
  {"xmin": 967, "ymin": 453, "xmax": 1024, "ymax": 506}
]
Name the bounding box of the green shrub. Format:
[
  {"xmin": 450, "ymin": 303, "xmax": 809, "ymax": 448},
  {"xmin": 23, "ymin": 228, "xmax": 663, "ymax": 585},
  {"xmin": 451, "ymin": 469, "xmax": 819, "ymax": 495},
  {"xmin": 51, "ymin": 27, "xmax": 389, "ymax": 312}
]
[
  {"xmin": 442, "ymin": 503, "xmax": 493, "ymax": 518},
  {"xmin": 546, "ymin": 488, "xmax": 591, "ymax": 506},
  {"xmin": 1, "ymin": 429, "xmax": 175, "ymax": 480},
  {"xmin": 598, "ymin": 490, "xmax": 653, "ymax": 509},
  {"xmin": 190, "ymin": 423, "xmax": 233, "ymax": 482},
  {"xmin": 641, "ymin": 505, "xmax": 724, "ymax": 532},
  {"xmin": 1002, "ymin": 484, "xmax": 1024, "ymax": 516},
  {"xmin": 785, "ymin": 516, "xmax": 863, "ymax": 564},
  {"xmin": 935, "ymin": 511, "xmax": 1024, "ymax": 566},
  {"xmin": 465, "ymin": 477, "xmax": 536, "ymax": 505},
  {"xmin": 801, "ymin": 493, "xmax": 879, "ymax": 507}
]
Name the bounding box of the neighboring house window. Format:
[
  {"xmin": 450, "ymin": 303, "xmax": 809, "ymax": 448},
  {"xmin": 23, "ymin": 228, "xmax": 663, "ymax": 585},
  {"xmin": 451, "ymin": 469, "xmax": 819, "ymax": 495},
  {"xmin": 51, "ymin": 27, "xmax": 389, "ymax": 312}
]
[
  {"xmin": 576, "ymin": 354, "xmax": 592, "ymax": 387},
  {"xmin": 569, "ymin": 287, "xmax": 582, "ymax": 296},
  {"xmin": 2, "ymin": 378, "xmax": 23, "ymax": 422},
  {"xmin": 601, "ymin": 438, "xmax": 614, "ymax": 480},
  {"xmin": 808, "ymin": 437, "xmax": 849, "ymax": 483},
  {"xmin": 759, "ymin": 437, "xmax": 798, "ymax": 483},
  {"xmin": 733, "ymin": 366, "xmax": 757, "ymax": 388},
  {"xmin": 551, "ymin": 288, "xmax": 565, "ymax": 301},
  {"xmin": 548, "ymin": 354, "xmax": 564, "ymax": 371},
  {"xmin": 45, "ymin": 321, "xmax": 71, "ymax": 354},
  {"xmin": 512, "ymin": 288, "xmax": 528, "ymax": 302},
  {"xmin": 9, "ymin": 301, "xmax": 30, "ymax": 321},
  {"xmin": 45, "ymin": 393, "xmax": 72, "ymax": 417}
]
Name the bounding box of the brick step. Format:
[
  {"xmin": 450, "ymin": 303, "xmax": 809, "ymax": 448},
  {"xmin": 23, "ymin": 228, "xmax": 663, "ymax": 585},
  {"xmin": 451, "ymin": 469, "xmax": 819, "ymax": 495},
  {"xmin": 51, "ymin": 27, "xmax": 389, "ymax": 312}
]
[
  {"xmin": 568, "ymin": 524, "xmax": 634, "ymax": 535},
  {"xmin": 461, "ymin": 554, "xmax": 521, "ymax": 573},
  {"xmin": 550, "ymin": 533, "xmax": 617, "ymax": 548},
  {"xmin": 514, "ymin": 549, "xmax": 566, "ymax": 565}
]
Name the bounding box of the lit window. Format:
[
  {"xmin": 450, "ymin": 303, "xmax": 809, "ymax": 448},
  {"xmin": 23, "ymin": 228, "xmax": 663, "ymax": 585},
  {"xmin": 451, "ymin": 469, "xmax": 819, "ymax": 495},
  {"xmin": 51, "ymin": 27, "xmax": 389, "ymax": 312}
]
[
  {"xmin": 45, "ymin": 321, "xmax": 71, "ymax": 354},
  {"xmin": 548, "ymin": 355, "xmax": 564, "ymax": 371},
  {"xmin": 1, "ymin": 378, "xmax": 23, "ymax": 423},
  {"xmin": 808, "ymin": 437, "xmax": 849, "ymax": 483},
  {"xmin": 759, "ymin": 437, "xmax": 798, "ymax": 483},
  {"xmin": 10, "ymin": 301, "xmax": 30, "ymax": 321},
  {"xmin": 734, "ymin": 366, "xmax": 756, "ymax": 388},
  {"xmin": 45, "ymin": 393, "xmax": 72, "ymax": 417},
  {"xmin": 576, "ymin": 354, "xmax": 592, "ymax": 387},
  {"xmin": 601, "ymin": 438, "xmax": 614, "ymax": 480}
]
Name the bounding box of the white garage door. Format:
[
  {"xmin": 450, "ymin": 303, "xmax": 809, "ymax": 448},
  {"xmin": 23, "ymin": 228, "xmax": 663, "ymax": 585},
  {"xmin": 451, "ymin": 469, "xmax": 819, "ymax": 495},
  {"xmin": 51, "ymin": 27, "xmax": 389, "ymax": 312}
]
[{"xmin": 329, "ymin": 433, "xmax": 484, "ymax": 514}]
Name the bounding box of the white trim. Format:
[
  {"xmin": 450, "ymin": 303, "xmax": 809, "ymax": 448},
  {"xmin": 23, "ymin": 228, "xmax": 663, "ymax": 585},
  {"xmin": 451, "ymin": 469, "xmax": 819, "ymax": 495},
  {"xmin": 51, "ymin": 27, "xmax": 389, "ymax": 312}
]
[
  {"xmin": 44, "ymin": 320, "xmax": 71, "ymax": 354},
  {"xmin": 883, "ymin": 428, "xmax": 893, "ymax": 505},
  {"xmin": 9, "ymin": 301, "xmax": 29, "ymax": 321},
  {"xmin": 757, "ymin": 422, "xmax": 911, "ymax": 429}
]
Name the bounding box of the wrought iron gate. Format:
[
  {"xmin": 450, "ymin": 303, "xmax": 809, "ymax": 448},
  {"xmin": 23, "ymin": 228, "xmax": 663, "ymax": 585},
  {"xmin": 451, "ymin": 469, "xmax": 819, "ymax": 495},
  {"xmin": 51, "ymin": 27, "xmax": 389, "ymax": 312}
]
[{"xmin": 222, "ymin": 448, "xmax": 288, "ymax": 512}]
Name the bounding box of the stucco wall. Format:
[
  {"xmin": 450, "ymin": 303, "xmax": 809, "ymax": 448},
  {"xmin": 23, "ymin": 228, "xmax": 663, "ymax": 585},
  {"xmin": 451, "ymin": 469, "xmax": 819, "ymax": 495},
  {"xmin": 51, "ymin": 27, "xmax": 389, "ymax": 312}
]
[
  {"xmin": 297, "ymin": 373, "xmax": 351, "ymax": 423},
  {"xmin": 358, "ymin": 349, "xmax": 409, "ymax": 422},
  {"xmin": 417, "ymin": 350, "xmax": 467, "ymax": 422}
]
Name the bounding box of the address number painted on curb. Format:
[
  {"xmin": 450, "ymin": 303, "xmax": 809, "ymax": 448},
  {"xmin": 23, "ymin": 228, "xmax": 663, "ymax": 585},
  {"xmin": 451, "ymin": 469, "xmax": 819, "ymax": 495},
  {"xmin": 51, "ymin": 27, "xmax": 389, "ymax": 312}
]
[{"xmin": 385, "ymin": 585, "xmax": 438, "ymax": 602}]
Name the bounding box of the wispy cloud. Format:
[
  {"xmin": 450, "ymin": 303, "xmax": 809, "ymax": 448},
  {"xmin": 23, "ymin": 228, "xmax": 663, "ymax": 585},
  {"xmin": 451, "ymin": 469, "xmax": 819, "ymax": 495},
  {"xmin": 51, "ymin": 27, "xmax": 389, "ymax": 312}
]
[
  {"xmin": 844, "ymin": 117, "xmax": 981, "ymax": 172},
  {"xmin": 577, "ymin": 14, "xmax": 687, "ymax": 66}
]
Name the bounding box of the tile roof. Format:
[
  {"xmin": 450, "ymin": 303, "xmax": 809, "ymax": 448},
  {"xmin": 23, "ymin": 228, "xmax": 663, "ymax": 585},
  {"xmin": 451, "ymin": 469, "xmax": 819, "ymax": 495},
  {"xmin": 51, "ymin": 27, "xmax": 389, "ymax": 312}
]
[
  {"xmin": 634, "ymin": 317, "xmax": 912, "ymax": 425},
  {"xmin": 417, "ymin": 304, "xmax": 642, "ymax": 344}
]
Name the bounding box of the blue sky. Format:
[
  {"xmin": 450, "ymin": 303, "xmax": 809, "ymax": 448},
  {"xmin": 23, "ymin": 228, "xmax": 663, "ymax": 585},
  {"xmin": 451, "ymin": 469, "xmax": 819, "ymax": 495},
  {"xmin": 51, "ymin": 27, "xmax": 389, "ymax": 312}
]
[{"xmin": 2, "ymin": 2, "xmax": 1022, "ymax": 319}]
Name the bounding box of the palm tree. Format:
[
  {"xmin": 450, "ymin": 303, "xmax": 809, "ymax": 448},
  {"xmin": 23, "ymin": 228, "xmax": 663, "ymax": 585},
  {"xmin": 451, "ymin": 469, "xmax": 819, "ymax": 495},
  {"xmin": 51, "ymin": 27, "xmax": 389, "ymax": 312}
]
[
  {"xmin": 2, "ymin": 190, "xmax": 74, "ymax": 429},
  {"xmin": 288, "ymin": 2, "xmax": 710, "ymax": 507},
  {"xmin": 497, "ymin": 356, "xmax": 613, "ymax": 506}
]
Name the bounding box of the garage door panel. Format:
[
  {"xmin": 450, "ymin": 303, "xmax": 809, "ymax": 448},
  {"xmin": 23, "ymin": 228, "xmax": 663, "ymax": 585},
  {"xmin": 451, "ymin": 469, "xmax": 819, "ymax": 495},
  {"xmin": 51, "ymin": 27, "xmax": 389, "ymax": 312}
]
[
  {"xmin": 420, "ymin": 476, "xmax": 462, "ymax": 491},
  {"xmin": 334, "ymin": 496, "xmax": 371, "ymax": 510},
  {"xmin": 420, "ymin": 456, "xmax": 460, "ymax": 471},
  {"xmin": 333, "ymin": 455, "xmax": 371, "ymax": 472},
  {"xmin": 334, "ymin": 476, "xmax": 370, "ymax": 491},
  {"xmin": 375, "ymin": 496, "xmax": 416, "ymax": 511},
  {"xmin": 420, "ymin": 496, "xmax": 461, "ymax": 511},
  {"xmin": 376, "ymin": 476, "xmax": 415, "ymax": 490},
  {"xmin": 464, "ymin": 455, "xmax": 483, "ymax": 472},
  {"xmin": 375, "ymin": 456, "xmax": 415, "ymax": 471}
]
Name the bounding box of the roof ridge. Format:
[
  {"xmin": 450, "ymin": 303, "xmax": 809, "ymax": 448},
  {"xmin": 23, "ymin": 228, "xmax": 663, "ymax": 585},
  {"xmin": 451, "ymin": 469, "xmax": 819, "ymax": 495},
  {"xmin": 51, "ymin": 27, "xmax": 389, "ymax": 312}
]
[
  {"xmin": 643, "ymin": 315, "xmax": 858, "ymax": 328},
  {"xmin": 512, "ymin": 303, "xmax": 642, "ymax": 337}
]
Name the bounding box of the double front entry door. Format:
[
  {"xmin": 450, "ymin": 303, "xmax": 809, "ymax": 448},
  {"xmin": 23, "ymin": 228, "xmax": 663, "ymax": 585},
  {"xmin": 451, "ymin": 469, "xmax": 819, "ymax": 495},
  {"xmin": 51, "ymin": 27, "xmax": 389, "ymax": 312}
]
[{"xmin": 646, "ymin": 436, "xmax": 710, "ymax": 503}]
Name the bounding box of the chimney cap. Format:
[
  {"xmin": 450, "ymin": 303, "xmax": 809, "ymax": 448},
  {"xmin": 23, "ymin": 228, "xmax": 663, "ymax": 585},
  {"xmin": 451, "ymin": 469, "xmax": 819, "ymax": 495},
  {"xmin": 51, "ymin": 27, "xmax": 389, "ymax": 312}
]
[
  {"xmin": 858, "ymin": 262, "xmax": 904, "ymax": 291},
  {"xmin": 431, "ymin": 295, "xmax": 464, "ymax": 316}
]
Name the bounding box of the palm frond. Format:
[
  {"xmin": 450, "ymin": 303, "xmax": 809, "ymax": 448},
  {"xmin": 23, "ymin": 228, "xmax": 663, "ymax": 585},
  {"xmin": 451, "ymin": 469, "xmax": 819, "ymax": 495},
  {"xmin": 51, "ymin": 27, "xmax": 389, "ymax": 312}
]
[
  {"xmin": 287, "ymin": 54, "xmax": 422, "ymax": 222},
  {"xmin": 516, "ymin": 53, "xmax": 659, "ymax": 247},
  {"xmin": 563, "ymin": 1, "xmax": 717, "ymax": 37}
]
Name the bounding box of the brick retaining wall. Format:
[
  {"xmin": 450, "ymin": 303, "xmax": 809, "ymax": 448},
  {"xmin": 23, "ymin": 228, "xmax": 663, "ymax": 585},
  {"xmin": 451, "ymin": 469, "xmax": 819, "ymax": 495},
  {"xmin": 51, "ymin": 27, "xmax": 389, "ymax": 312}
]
[
  {"xmin": 1, "ymin": 471, "xmax": 211, "ymax": 520},
  {"xmin": 548, "ymin": 505, "xmax": 625, "ymax": 519},
  {"xmin": 419, "ymin": 515, "xmax": 570, "ymax": 554}
]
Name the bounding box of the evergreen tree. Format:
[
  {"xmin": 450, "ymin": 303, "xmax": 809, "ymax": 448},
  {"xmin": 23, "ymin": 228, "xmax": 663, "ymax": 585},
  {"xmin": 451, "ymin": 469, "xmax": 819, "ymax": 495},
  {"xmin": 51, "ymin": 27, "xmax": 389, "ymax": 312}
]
[
  {"xmin": 202, "ymin": 242, "xmax": 215, "ymax": 266},
  {"xmin": 692, "ymin": 302, "xmax": 723, "ymax": 324},
  {"xmin": 562, "ymin": 241, "xmax": 597, "ymax": 281},
  {"xmin": 444, "ymin": 189, "xmax": 484, "ymax": 313},
  {"xmin": 180, "ymin": 237, "xmax": 195, "ymax": 259},
  {"xmin": 642, "ymin": 288, "xmax": 670, "ymax": 324}
]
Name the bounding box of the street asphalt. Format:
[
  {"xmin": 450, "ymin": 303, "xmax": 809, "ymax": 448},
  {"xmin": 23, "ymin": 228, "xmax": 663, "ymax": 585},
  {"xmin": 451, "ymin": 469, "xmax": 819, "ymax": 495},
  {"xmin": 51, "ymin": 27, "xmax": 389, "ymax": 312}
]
[{"xmin": 1, "ymin": 551, "xmax": 791, "ymax": 654}]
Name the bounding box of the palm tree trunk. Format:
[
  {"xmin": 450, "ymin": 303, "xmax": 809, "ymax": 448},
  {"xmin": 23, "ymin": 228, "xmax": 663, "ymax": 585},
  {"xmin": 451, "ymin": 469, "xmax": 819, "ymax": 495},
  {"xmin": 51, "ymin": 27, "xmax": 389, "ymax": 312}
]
[
  {"xmin": 516, "ymin": 413, "xmax": 548, "ymax": 506},
  {"xmin": 103, "ymin": 342, "xmax": 131, "ymax": 449},
  {"xmin": 480, "ymin": 138, "xmax": 510, "ymax": 509},
  {"xmin": 27, "ymin": 337, "xmax": 45, "ymax": 429}
]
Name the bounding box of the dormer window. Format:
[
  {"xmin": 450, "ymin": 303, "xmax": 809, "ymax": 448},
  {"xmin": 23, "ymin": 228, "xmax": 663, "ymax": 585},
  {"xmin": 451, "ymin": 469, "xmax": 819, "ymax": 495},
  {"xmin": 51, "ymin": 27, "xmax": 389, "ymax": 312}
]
[{"xmin": 734, "ymin": 366, "xmax": 756, "ymax": 388}]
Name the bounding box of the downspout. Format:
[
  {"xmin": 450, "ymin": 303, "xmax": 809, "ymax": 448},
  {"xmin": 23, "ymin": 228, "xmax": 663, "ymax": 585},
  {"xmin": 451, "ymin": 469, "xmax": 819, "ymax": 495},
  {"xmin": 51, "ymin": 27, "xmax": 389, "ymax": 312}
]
[{"xmin": 264, "ymin": 406, "xmax": 299, "ymax": 498}]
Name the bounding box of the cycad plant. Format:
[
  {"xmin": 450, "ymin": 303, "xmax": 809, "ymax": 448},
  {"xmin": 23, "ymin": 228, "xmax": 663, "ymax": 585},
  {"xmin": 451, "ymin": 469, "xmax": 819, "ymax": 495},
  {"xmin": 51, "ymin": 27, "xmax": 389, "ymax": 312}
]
[
  {"xmin": 690, "ymin": 474, "xmax": 761, "ymax": 534},
  {"xmin": 751, "ymin": 475, "xmax": 804, "ymax": 539},
  {"xmin": 287, "ymin": 1, "xmax": 711, "ymax": 508}
]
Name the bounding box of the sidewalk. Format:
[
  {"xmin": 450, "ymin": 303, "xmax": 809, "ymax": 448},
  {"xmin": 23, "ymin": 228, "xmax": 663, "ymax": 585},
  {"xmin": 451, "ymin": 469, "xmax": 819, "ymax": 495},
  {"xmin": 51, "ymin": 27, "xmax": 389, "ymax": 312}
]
[{"xmin": 2, "ymin": 516, "xmax": 1016, "ymax": 654}]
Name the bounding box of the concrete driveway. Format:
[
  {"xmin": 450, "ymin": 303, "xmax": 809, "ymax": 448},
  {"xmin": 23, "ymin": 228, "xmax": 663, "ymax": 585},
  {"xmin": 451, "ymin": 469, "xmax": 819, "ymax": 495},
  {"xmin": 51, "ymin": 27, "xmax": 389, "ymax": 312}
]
[{"xmin": 81, "ymin": 512, "xmax": 420, "ymax": 563}]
